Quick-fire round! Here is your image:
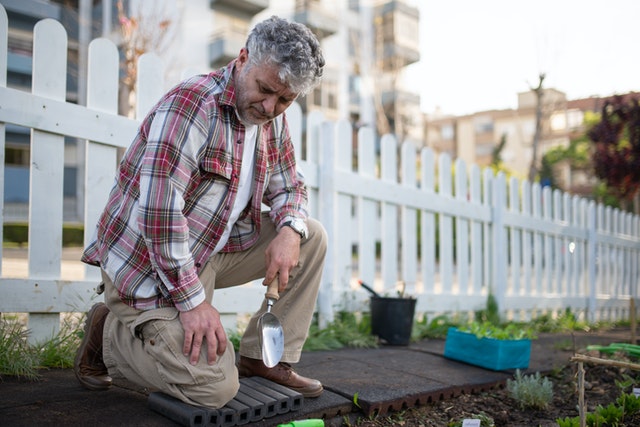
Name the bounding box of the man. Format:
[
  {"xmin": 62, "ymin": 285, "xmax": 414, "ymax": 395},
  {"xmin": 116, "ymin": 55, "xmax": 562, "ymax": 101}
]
[{"xmin": 75, "ymin": 16, "xmax": 327, "ymax": 409}]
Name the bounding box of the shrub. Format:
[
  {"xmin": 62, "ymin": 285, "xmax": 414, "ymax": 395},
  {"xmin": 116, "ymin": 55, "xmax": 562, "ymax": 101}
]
[{"xmin": 506, "ymin": 370, "xmax": 553, "ymax": 410}]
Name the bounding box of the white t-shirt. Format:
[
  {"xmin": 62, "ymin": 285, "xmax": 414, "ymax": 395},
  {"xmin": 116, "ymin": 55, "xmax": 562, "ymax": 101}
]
[{"xmin": 213, "ymin": 124, "xmax": 257, "ymax": 253}]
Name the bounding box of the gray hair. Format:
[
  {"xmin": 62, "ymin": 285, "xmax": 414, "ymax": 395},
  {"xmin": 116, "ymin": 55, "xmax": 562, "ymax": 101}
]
[{"xmin": 245, "ymin": 16, "xmax": 325, "ymax": 95}]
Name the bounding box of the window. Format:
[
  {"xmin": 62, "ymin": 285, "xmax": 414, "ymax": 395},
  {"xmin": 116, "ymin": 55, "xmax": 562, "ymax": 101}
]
[{"xmin": 441, "ymin": 124, "xmax": 454, "ymax": 140}]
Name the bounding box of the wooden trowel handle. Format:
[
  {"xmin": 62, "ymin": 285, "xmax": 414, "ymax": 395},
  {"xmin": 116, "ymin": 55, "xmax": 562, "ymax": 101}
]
[{"xmin": 265, "ymin": 277, "xmax": 280, "ymax": 301}]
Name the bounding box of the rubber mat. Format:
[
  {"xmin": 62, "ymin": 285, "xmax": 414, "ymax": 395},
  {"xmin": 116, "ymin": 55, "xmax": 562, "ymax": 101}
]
[{"xmin": 148, "ymin": 377, "xmax": 304, "ymax": 427}]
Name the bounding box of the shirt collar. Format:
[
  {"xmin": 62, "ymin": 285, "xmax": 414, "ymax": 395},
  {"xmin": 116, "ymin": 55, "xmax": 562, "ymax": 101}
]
[{"xmin": 217, "ymin": 59, "xmax": 239, "ymax": 110}]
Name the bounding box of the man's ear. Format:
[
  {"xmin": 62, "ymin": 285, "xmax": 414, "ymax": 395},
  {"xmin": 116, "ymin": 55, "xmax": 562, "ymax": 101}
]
[{"xmin": 236, "ymin": 48, "xmax": 249, "ymax": 67}]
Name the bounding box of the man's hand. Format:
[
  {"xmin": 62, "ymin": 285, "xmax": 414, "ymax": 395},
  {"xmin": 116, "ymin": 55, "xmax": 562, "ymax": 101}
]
[
  {"xmin": 179, "ymin": 302, "xmax": 227, "ymax": 365},
  {"xmin": 264, "ymin": 225, "xmax": 301, "ymax": 292}
]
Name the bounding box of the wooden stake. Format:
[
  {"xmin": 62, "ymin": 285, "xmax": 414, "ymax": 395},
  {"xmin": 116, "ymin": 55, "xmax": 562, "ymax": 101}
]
[
  {"xmin": 571, "ymin": 354, "xmax": 640, "ymax": 371},
  {"xmin": 631, "ymin": 298, "xmax": 637, "ymax": 345},
  {"xmin": 578, "ymin": 361, "xmax": 585, "ymax": 427}
]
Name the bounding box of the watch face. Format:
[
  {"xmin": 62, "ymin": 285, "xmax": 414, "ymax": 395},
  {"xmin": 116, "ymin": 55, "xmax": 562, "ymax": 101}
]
[{"xmin": 291, "ymin": 219, "xmax": 307, "ymax": 238}]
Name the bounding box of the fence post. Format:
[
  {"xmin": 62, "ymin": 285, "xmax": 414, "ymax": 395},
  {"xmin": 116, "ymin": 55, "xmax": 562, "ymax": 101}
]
[
  {"xmin": 492, "ymin": 172, "xmax": 507, "ymax": 314},
  {"xmin": 318, "ymin": 121, "xmax": 335, "ymax": 327},
  {"xmin": 0, "ymin": 5, "xmax": 7, "ymax": 274},
  {"xmin": 586, "ymin": 201, "xmax": 597, "ymax": 322},
  {"xmin": 84, "ymin": 38, "xmax": 120, "ymax": 283},
  {"xmin": 27, "ymin": 19, "xmax": 67, "ymax": 343}
]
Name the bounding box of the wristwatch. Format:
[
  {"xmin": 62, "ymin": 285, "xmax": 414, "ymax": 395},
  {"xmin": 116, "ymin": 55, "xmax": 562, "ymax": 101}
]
[{"xmin": 283, "ymin": 218, "xmax": 308, "ymax": 240}]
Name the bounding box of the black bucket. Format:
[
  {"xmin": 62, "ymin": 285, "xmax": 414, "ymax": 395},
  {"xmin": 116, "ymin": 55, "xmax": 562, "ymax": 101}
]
[{"xmin": 370, "ymin": 296, "xmax": 416, "ymax": 346}]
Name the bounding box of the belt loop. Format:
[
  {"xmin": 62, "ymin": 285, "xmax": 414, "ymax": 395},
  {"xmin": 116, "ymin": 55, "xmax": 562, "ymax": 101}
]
[{"xmin": 96, "ymin": 282, "xmax": 105, "ymax": 295}]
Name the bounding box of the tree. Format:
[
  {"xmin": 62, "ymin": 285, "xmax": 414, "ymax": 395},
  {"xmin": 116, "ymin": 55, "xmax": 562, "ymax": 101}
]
[
  {"xmin": 587, "ymin": 96, "xmax": 640, "ymax": 210},
  {"xmin": 539, "ymin": 111, "xmax": 597, "ymax": 192},
  {"xmin": 117, "ymin": 0, "xmax": 175, "ymax": 116},
  {"xmin": 490, "ymin": 133, "xmax": 508, "ymax": 169},
  {"xmin": 528, "ymin": 73, "xmax": 546, "ymax": 183}
]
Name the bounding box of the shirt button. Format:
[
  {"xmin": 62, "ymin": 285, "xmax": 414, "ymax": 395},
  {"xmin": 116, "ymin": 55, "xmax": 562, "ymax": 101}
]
[
  {"xmin": 236, "ymin": 139, "xmax": 243, "ymax": 144},
  {"xmin": 195, "ymin": 262, "xmax": 201, "ymax": 268},
  {"xmin": 149, "ymin": 339, "xmax": 155, "ymax": 346}
]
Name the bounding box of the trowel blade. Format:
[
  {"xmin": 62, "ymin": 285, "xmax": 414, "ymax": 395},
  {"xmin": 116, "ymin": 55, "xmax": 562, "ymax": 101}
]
[{"xmin": 259, "ymin": 312, "xmax": 284, "ymax": 368}]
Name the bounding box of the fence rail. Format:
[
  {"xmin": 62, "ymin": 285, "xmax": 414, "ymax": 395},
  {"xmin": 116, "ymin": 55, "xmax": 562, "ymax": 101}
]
[{"xmin": 1, "ymin": 6, "xmax": 639, "ymax": 343}]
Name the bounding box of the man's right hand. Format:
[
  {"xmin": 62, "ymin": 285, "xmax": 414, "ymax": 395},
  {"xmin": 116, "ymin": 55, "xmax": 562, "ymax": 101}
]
[{"xmin": 179, "ymin": 302, "xmax": 227, "ymax": 365}]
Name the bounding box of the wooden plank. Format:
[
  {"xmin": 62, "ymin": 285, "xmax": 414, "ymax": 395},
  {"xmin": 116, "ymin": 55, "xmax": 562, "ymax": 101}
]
[
  {"xmin": 357, "ymin": 126, "xmax": 378, "ymax": 292},
  {"xmin": 401, "ymin": 141, "xmax": 417, "ymax": 295},
  {"xmin": 454, "ymin": 158, "xmax": 469, "ymax": 295},
  {"xmin": 0, "ymin": 86, "xmax": 137, "ymax": 147},
  {"xmin": 27, "ymin": 18, "xmax": 67, "ymax": 342},
  {"xmin": 335, "ymin": 119, "xmax": 353, "ymax": 298},
  {"xmin": 0, "ymin": 4, "xmax": 7, "ymax": 274},
  {"xmin": 438, "ymin": 154, "xmax": 453, "ymax": 294},
  {"xmin": 84, "ymin": 37, "xmax": 120, "ymax": 281},
  {"xmin": 380, "ymin": 134, "xmax": 398, "ymax": 293},
  {"xmin": 420, "ymin": 148, "xmax": 436, "ymax": 294}
]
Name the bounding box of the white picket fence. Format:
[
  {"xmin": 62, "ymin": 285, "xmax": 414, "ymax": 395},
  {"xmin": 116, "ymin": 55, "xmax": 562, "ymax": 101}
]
[{"xmin": 1, "ymin": 7, "xmax": 639, "ymax": 343}]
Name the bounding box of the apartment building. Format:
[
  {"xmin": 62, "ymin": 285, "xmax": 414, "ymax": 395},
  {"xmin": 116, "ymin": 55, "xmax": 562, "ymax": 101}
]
[
  {"xmin": 1, "ymin": 0, "xmax": 421, "ymax": 222},
  {"xmin": 425, "ymin": 88, "xmax": 640, "ymax": 198}
]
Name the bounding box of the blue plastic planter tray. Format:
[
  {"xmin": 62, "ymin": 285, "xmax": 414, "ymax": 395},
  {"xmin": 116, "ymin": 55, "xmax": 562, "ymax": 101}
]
[{"xmin": 443, "ymin": 327, "xmax": 531, "ymax": 371}]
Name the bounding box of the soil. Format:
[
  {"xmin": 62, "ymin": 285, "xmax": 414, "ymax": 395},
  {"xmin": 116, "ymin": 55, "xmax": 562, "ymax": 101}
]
[{"xmin": 351, "ymin": 361, "xmax": 640, "ymax": 426}]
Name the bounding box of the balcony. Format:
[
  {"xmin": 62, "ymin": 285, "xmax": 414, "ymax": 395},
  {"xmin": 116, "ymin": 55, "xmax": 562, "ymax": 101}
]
[
  {"xmin": 209, "ymin": 28, "xmax": 246, "ymax": 69},
  {"xmin": 375, "ymin": 0, "xmax": 420, "ymax": 71},
  {"xmin": 294, "ymin": 0, "xmax": 339, "ymax": 39},
  {"xmin": 209, "ymin": 0, "xmax": 269, "ymax": 18}
]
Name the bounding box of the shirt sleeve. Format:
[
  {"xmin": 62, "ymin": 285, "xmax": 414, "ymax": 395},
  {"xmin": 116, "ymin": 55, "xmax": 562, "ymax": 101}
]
[
  {"xmin": 264, "ymin": 115, "xmax": 309, "ymax": 227},
  {"xmin": 137, "ymin": 91, "xmax": 209, "ymax": 312}
]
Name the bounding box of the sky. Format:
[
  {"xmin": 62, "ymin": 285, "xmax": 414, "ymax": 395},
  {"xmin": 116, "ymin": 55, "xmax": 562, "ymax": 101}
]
[{"xmin": 406, "ymin": 0, "xmax": 640, "ymax": 116}]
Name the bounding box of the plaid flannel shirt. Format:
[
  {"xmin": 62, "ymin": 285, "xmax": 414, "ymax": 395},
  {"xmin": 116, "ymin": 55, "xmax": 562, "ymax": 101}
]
[{"xmin": 82, "ymin": 61, "xmax": 308, "ymax": 312}]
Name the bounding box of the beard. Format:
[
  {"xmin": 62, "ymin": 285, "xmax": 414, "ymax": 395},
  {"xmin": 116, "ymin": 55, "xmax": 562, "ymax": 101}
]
[{"xmin": 234, "ymin": 65, "xmax": 274, "ymax": 126}]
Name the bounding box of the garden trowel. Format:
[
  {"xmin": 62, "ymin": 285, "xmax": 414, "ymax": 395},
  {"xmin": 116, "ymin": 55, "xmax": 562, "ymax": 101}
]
[{"xmin": 257, "ymin": 278, "xmax": 284, "ymax": 368}]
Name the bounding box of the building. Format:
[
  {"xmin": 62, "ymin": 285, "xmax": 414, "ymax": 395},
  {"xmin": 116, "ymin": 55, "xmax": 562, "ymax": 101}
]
[
  {"xmin": 1, "ymin": 0, "xmax": 421, "ymax": 222},
  {"xmin": 1, "ymin": 0, "xmax": 85, "ymax": 222},
  {"xmin": 425, "ymin": 87, "xmax": 640, "ymax": 197}
]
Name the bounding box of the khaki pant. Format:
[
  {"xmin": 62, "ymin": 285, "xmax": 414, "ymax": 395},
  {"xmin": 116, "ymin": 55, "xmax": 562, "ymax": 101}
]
[{"xmin": 102, "ymin": 215, "xmax": 327, "ymax": 408}]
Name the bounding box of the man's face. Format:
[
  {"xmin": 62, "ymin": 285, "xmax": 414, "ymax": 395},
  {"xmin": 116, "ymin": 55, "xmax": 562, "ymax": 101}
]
[{"xmin": 234, "ymin": 49, "xmax": 298, "ymax": 126}]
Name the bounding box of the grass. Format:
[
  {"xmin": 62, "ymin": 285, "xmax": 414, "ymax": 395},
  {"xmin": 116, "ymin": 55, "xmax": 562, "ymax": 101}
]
[
  {"xmin": 0, "ymin": 313, "xmax": 83, "ymax": 381},
  {"xmin": 0, "ymin": 317, "xmax": 40, "ymax": 380}
]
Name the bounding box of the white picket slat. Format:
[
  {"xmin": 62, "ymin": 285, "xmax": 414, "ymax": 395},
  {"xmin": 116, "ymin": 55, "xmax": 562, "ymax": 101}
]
[
  {"xmin": 0, "ymin": 4, "xmax": 7, "ymax": 273},
  {"xmin": 401, "ymin": 141, "xmax": 417, "ymax": 295},
  {"xmin": 380, "ymin": 134, "xmax": 398, "ymax": 294},
  {"xmin": 355, "ymin": 127, "xmax": 376, "ymax": 296}
]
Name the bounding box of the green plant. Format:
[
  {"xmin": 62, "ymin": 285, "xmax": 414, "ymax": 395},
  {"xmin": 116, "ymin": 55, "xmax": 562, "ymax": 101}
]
[
  {"xmin": 595, "ymin": 402, "xmax": 625, "ymax": 425},
  {"xmin": 303, "ymin": 311, "xmax": 378, "ymax": 351},
  {"xmin": 615, "ymin": 374, "xmax": 637, "ymax": 392},
  {"xmin": 556, "ymin": 416, "xmax": 581, "ymax": 427},
  {"xmin": 557, "ymin": 389, "xmax": 640, "ymax": 426},
  {"xmin": 506, "ymin": 370, "xmax": 553, "ymax": 410},
  {"xmin": 616, "ymin": 393, "xmax": 640, "ymax": 417},
  {"xmin": 352, "ymin": 392, "xmax": 361, "ymax": 409},
  {"xmin": 35, "ymin": 317, "xmax": 82, "ymax": 369},
  {"xmin": 226, "ymin": 329, "xmax": 242, "ymax": 351},
  {"xmin": 474, "ymin": 292, "xmax": 500, "ymax": 325},
  {"xmin": 412, "ymin": 314, "xmax": 458, "ymax": 340},
  {"xmin": 458, "ymin": 321, "xmax": 537, "ymax": 340},
  {"xmin": 0, "ymin": 318, "xmax": 40, "ymax": 380},
  {"xmin": 530, "ymin": 308, "xmax": 591, "ymax": 333},
  {"xmin": 585, "ymin": 412, "xmax": 606, "ymax": 427}
]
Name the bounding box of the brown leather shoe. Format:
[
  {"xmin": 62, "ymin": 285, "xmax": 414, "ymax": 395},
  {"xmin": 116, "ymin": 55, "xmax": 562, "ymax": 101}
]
[
  {"xmin": 74, "ymin": 303, "xmax": 112, "ymax": 391},
  {"xmin": 237, "ymin": 356, "xmax": 323, "ymax": 398}
]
